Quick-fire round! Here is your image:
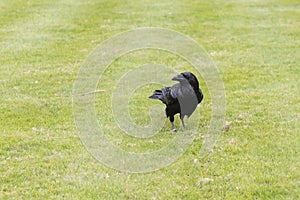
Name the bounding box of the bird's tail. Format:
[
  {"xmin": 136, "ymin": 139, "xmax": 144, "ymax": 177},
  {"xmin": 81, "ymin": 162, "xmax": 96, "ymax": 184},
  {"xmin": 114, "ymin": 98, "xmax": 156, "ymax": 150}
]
[{"xmin": 149, "ymin": 90, "xmax": 165, "ymax": 103}]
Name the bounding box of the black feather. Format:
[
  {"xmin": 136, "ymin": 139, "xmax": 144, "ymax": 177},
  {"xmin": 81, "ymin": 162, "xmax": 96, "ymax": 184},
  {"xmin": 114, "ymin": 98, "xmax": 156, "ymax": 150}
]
[{"xmin": 149, "ymin": 72, "xmax": 203, "ymax": 131}]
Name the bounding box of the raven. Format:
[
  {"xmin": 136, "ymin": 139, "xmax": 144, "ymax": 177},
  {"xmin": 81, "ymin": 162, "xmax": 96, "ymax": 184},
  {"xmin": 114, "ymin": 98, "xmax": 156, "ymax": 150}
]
[{"xmin": 149, "ymin": 72, "xmax": 203, "ymax": 132}]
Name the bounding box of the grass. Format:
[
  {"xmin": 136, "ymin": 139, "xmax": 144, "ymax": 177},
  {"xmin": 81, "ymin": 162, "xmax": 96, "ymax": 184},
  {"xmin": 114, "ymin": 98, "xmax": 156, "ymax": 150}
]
[{"xmin": 0, "ymin": 0, "xmax": 299, "ymax": 199}]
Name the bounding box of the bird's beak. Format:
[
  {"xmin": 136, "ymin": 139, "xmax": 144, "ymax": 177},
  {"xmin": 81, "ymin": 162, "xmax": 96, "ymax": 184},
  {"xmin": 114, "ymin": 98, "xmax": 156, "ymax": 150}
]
[{"xmin": 172, "ymin": 74, "xmax": 185, "ymax": 82}]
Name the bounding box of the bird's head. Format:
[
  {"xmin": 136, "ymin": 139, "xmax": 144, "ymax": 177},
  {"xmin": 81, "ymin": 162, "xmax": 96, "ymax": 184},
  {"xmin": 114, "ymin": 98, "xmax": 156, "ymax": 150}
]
[{"xmin": 172, "ymin": 72, "xmax": 199, "ymax": 89}]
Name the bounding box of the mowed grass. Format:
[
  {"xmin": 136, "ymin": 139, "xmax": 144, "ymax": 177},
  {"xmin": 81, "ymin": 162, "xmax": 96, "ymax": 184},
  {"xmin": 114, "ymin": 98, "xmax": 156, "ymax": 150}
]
[{"xmin": 0, "ymin": 0, "xmax": 299, "ymax": 199}]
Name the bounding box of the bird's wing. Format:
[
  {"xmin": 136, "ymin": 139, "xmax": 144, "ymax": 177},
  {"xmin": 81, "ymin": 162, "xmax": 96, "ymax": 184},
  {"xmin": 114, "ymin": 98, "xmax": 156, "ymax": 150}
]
[{"xmin": 162, "ymin": 86, "xmax": 178, "ymax": 105}]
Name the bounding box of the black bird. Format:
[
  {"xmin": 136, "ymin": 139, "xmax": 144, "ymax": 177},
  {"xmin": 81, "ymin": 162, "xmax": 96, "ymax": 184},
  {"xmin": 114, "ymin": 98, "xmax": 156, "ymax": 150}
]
[{"xmin": 149, "ymin": 72, "xmax": 203, "ymax": 132}]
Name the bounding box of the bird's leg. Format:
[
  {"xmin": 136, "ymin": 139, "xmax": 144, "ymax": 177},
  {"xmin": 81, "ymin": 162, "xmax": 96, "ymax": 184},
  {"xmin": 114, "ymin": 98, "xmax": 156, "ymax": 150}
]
[
  {"xmin": 170, "ymin": 115, "xmax": 177, "ymax": 132},
  {"xmin": 171, "ymin": 122, "xmax": 176, "ymax": 132},
  {"xmin": 180, "ymin": 115, "xmax": 186, "ymax": 130}
]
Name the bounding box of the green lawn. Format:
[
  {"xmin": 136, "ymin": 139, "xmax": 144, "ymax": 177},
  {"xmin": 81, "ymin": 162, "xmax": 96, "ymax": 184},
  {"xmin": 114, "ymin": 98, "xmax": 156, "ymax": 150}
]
[{"xmin": 1, "ymin": 0, "xmax": 299, "ymax": 199}]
